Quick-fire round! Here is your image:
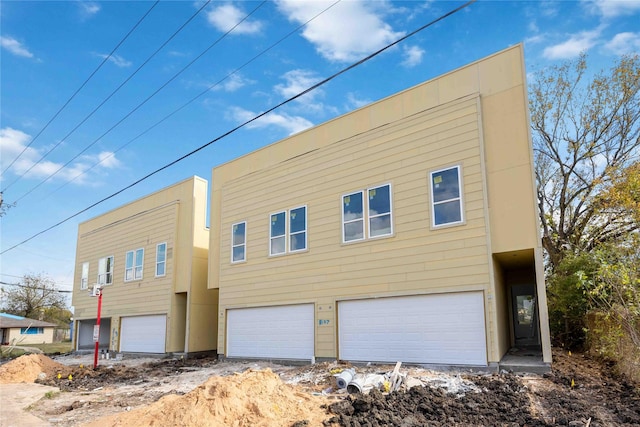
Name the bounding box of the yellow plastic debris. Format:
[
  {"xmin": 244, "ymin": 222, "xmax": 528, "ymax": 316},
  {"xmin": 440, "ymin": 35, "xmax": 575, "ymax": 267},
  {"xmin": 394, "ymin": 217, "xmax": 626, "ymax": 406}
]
[
  {"xmin": 80, "ymin": 364, "xmax": 83, "ymax": 369},
  {"xmin": 57, "ymin": 373, "xmax": 61, "ymax": 379},
  {"xmin": 330, "ymin": 368, "xmax": 343, "ymax": 375},
  {"xmin": 68, "ymin": 374, "xmax": 73, "ymax": 381},
  {"xmin": 571, "ymin": 378, "xmax": 575, "ymax": 388}
]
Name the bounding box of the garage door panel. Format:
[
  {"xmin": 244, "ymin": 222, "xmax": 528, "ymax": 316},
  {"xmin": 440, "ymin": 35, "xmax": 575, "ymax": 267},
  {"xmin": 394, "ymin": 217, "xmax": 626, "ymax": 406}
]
[
  {"xmin": 227, "ymin": 304, "xmax": 314, "ymax": 360},
  {"xmin": 120, "ymin": 315, "xmax": 166, "ymax": 353},
  {"xmin": 339, "ymin": 292, "xmax": 486, "ymax": 365}
]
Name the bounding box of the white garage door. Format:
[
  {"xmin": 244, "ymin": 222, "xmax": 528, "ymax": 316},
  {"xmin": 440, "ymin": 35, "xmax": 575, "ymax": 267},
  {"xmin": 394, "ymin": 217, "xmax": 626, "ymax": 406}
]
[
  {"xmin": 339, "ymin": 292, "xmax": 487, "ymax": 365},
  {"xmin": 227, "ymin": 304, "xmax": 314, "ymax": 360},
  {"xmin": 120, "ymin": 315, "xmax": 167, "ymax": 353}
]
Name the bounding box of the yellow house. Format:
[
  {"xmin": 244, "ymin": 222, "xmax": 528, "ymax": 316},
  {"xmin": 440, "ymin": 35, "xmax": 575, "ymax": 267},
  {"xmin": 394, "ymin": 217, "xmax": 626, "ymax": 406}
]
[
  {"xmin": 71, "ymin": 176, "xmax": 217, "ymax": 354},
  {"xmin": 209, "ymin": 44, "xmax": 552, "ymax": 367}
]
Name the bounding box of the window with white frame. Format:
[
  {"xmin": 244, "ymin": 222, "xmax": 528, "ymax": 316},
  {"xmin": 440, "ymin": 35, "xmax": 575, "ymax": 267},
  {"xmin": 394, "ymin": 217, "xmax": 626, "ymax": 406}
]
[
  {"xmin": 156, "ymin": 243, "xmax": 167, "ymax": 277},
  {"xmin": 342, "ymin": 184, "xmax": 393, "ymax": 243},
  {"xmin": 125, "ymin": 248, "xmax": 144, "ymax": 281},
  {"xmin": 231, "ymin": 222, "xmax": 246, "ymax": 263},
  {"xmin": 97, "ymin": 256, "xmax": 114, "ymax": 285},
  {"xmin": 430, "ymin": 166, "xmax": 464, "ymax": 227},
  {"xmin": 269, "ymin": 206, "xmax": 307, "ymax": 256},
  {"xmin": 80, "ymin": 262, "xmax": 89, "ymax": 290},
  {"xmin": 289, "ymin": 206, "xmax": 307, "ymax": 252}
]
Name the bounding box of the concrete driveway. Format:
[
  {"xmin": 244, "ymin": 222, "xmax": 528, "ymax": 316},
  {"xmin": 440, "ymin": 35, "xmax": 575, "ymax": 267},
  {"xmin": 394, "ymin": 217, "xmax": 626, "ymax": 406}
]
[{"xmin": 0, "ymin": 383, "xmax": 58, "ymax": 427}]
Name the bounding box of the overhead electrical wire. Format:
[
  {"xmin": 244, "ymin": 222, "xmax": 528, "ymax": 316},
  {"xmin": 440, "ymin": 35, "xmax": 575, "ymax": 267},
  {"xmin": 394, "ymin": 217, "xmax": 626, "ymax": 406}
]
[
  {"xmin": 0, "ymin": 280, "xmax": 73, "ymax": 293},
  {"xmin": 10, "ymin": 0, "xmax": 268, "ymax": 205},
  {"xmin": 4, "ymin": 0, "xmax": 213, "ymax": 200},
  {"xmin": 0, "ymin": 0, "xmax": 476, "ymax": 256},
  {"xmin": 0, "ymin": 0, "xmax": 161, "ymax": 188},
  {"xmin": 43, "ymin": 0, "xmax": 343, "ymax": 198}
]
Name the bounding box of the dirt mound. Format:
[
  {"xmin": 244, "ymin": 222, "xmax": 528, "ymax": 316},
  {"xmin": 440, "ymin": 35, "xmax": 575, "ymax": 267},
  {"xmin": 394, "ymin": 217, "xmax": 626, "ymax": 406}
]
[
  {"xmin": 325, "ymin": 374, "xmax": 546, "ymax": 427},
  {"xmin": 0, "ymin": 354, "xmax": 70, "ymax": 384},
  {"xmin": 84, "ymin": 368, "xmax": 331, "ymax": 427}
]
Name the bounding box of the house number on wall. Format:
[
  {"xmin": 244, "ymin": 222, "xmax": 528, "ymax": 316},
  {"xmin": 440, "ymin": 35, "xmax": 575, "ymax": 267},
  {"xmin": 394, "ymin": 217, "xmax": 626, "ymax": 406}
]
[{"xmin": 318, "ymin": 319, "xmax": 330, "ymax": 326}]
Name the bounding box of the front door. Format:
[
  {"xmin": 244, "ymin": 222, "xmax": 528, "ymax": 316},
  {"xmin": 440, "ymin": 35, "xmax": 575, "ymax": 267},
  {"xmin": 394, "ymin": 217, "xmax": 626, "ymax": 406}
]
[{"xmin": 511, "ymin": 284, "xmax": 539, "ymax": 346}]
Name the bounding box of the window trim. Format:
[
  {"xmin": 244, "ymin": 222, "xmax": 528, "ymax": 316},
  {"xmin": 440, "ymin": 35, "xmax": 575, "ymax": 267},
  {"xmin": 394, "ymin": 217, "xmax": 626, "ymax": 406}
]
[
  {"xmin": 97, "ymin": 256, "xmax": 114, "ymax": 286},
  {"xmin": 155, "ymin": 242, "xmax": 167, "ymax": 277},
  {"xmin": 288, "ymin": 205, "xmax": 307, "ymax": 253},
  {"xmin": 231, "ymin": 221, "xmax": 247, "ymax": 263},
  {"xmin": 268, "ymin": 205, "xmax": 308, "ymax": 257},
  {"xmin": 429, "ymin": 165, "xmax": 465, "ymax": 229},
  {"xmin": 342, "ymin": 191, "xmax": 365, "ymax": 244},
  {"xmin": 342, "ymin": 183, "xmax": 393, "ymax": 243},
  {"xmin": 125, "ymin": 248, "xmax": 144, "ymax": 282},
  {"xmin": 80, "ymin": 262, "xmax": 89, "ymax": 290},
  {"xmin": 269, "ymin": 211, "xmax": 287, "ymax": 256}
]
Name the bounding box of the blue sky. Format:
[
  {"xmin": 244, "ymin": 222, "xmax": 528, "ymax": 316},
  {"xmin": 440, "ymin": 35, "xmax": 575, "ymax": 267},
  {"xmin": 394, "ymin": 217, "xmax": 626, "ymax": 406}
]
[{"xmin": 1, "ymin": 0, "xmax": 639, "ymax": 301}]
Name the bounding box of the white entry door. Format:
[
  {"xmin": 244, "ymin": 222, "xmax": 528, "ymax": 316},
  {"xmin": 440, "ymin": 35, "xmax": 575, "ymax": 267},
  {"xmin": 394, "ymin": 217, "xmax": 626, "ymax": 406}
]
[
  {"xmin": 339, "ymin": 292, "xmax": 487, "ymax": 365},
  {"xmin": 227, "ymin": 304, "xmax": 314, "ymax": 360}
]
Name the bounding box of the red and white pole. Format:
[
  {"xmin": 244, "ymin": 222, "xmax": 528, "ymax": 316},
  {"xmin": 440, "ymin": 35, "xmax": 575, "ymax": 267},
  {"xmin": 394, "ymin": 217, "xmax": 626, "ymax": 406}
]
[{"xmin": 93, "ymin": 288, "xmax": 103, "ymax": 369}]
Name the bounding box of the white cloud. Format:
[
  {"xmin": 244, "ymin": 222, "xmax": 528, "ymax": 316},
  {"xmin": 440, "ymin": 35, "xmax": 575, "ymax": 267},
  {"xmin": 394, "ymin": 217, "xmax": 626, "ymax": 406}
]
[
  {"xmin": 78, "ymin": 1, "xmax": 100, "ymax": 18},
  {"xmin": 540, "ymin": 1, "xmax": 560, "ymax": 17},
  {"xmin": 276, "ymin": 0, "xmax": 404, "ymax": 62},
  {"xmin": 525, "ymin": 34, "xmax": 545, "ymax": 45},
  {"xmin": 401, "ymin": 45, "xmax": 424, "ymax": 68},
  {"xmin": 275, "ymin": 69, "xmax": 322, "ymax": 99},
  {"xmin": 0, "ymin": 36, "xmax": 34, "ymax": 58},
  {"xmin": 96, "ymin": 151, "xmax": 121, "ymax": 169},
  {"xmin": 604, "ymin": 32, "xmax": 640, "ymax": 55},
  {"xmin": 206, "ymin": 4, "xmax": 263, "ymax": 35},
  {"xmin": 228, "ymin": 107, "xmax": 313, "ymax": 135},
  {"xmin": 584, "ymin": 0, "xmax": 640, "ymax": 18},
  {"xmin": 543, "ymin": 28, "xmax": 602, "ymax": 59},
  {"xmin": 0, "ymin": 127, "xmax": 120, "ymax": 185},
  {"xmin": 97, "ymin": 54, "xmax": 132, "ymax": 68},
  {"xmin": 214, "ymin": 73, "xmax": 254, "ymax": 92},
  {"xmin": 346, "ymin": 93, "xmax": 371, "ymax": 109},
  {"xmin": 274, "ymin": 69, "xmax": 329, "ymax": 114},
  {"xmin": 0, "ymin": 128, "xmax": 32, "ymax": 173}
]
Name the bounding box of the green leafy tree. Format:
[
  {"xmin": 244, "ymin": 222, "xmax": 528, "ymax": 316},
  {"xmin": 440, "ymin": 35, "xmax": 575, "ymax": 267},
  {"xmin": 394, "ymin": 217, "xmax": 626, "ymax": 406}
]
[
  {"xmin": 546, "ymin": 252, "xmax": 597, "ymax": 349},
  {"xmin": 1, "ymin": 273, "xmax": 68, "ymax": 321},
  {"xmin": 529, "ymin": 54, "xmax": 640, "ymax": 271}
]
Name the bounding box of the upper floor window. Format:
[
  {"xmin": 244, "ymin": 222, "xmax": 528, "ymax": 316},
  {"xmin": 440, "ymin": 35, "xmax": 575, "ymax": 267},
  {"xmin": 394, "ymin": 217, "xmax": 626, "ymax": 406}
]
[
  {"xmin": 232, "ymin": 222, "xmax": 246, "ymax": 263},
  {"xmin": 430, "ymin": 165, "xmax": 464, "ymax": 227},
  {"xmin": 342, "ymin": 184, "xmax": 393, "ymax": 243},
  {"xmin": 80, "ymin": 262, "xmax": 89, "ymax": 290},
  {"xmin": 269, "ymin": 206, "xmax": 307, "ymax": 256},
  {"xmin": 125, "ymin": 248, "xmax": 144, "ymax": 281},
  {"xmin": 98, "ymin": 256, "xmax": 113, "ymax": 286},
  {"xmin": 156, "ymin": 243, "xmax": 167, "ymax": 277}
]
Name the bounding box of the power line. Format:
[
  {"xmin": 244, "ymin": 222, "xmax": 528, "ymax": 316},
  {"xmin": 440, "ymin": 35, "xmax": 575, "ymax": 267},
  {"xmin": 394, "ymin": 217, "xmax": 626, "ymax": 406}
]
[
  {"xmin": 10, "ymin": 0, "xmax": 267, "ymax": 206},
  {"xmin": 0, "ymin": 0, "xmax": 476, "ymax": 256},
  {"xmin": 0, "ymin": 281, "xmax": 73, "ymax": 293},
  {"xmin": 4, "ymin": 0, "xmax": 210, "ymax": 200},
  {"xmin": 43, "ymin": 0, "xmax": 343, "ymax": 198},
  {"xmin": 0, "ymin": 1, "xmax": 160, "ymax": 188}
]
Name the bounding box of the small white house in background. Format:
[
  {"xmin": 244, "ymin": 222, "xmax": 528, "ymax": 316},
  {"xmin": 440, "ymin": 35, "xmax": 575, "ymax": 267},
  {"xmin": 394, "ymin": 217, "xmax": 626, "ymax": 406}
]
[{"xmin": 0, "ymin": 313, "xmax": 57, "ymax": 345}]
